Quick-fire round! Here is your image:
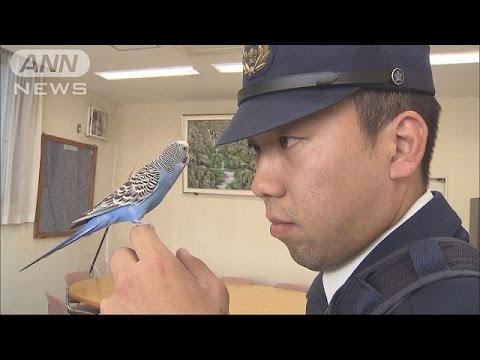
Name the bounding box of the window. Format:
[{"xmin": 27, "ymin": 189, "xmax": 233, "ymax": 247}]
[
  {"xmin": 0, "ymin": 47, "xmax": 43, "ymax": 224},
  {"xmin": 0, "ymin": 48, "xmax": 14, "ymax": 198}
]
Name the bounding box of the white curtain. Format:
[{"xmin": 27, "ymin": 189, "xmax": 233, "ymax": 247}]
[{"xmin": 1, "ymin": 48, "xmax": 43, "ymax": 224}]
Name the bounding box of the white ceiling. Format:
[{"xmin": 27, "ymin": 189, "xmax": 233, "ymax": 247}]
[{"xmin": 2, "ymin": 45, "xmax": 479, "ymax": 104}]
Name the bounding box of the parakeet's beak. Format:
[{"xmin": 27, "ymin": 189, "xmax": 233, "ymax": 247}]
[{"xmin": 182, "ymin": 155, "xmax": 189, "ymax": 164}]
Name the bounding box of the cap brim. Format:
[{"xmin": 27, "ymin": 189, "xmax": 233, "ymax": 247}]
[{"xmin": 216, "ymin": 86, "xmax": 360, "ymax": 146}]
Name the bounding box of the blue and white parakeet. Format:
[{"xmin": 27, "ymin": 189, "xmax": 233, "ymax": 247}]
[{"xmin": 20, "ymin": 140, "xmax": 189, "ymax": 271}]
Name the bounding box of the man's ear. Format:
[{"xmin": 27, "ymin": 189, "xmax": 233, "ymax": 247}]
[{"xmin": 389, "ymin": 111, "xmax": 428, "ymax": 180}]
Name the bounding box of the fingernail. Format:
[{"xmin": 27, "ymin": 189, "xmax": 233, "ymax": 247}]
[{"xmin": 178, "ymin": 247, "xmax": 191, "ymax": 256}]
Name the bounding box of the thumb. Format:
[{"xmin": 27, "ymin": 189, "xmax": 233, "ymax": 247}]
[{"xmin": 176, "ymin": 248, "xmax": 217, "ymax": 285}]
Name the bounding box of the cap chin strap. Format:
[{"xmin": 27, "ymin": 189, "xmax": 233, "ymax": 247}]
[{"xmin": 238, "ymin": 70, "xmax": 393, "ymax": 105}]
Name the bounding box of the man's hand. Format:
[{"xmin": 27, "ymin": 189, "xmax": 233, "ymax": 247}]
[{"xmin": 100, "ymin": 225, "xmax": 229, "ymax": 314}]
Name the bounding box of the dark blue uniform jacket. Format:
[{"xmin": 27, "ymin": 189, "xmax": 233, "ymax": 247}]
[{"xmin": 306, "ymin": 191, "xmax": 480, "ymax": 314}]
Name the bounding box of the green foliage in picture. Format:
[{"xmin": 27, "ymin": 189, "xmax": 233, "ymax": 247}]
[{"xmin": 185, "ymin": 118, "xmax": 256, "ymax": 191}]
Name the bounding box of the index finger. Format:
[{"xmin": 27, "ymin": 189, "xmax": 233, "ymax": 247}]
[
  {"xmin": 129, "ymin": 224, "xmax": 174, "ymax": 260},
  {"xmin": 110, "ymin": 247, "xmax": 138, "ymax": 279}
]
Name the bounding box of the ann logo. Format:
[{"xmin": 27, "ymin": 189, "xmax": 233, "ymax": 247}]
[{"xmin": 10, "ymin": 49, "xmax": 90, "ymax": 78}]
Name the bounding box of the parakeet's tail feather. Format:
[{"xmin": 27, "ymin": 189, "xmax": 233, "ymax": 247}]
[
  {"xmin": 20, "ymin": 220, "xmax": 101, "ymax": 272},
  {"xmin": 70, "ymin": 206, "xmax": 120, "ymax": 229}
]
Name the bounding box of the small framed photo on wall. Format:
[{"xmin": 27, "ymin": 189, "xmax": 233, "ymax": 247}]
[{"xmin": 86, "ymin": 106, "xmax": 109, "ymax": 140}]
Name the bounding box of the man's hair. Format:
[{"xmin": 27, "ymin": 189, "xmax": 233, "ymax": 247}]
[{"xmin": 351, "ymin": 90, "xmax": 441, "ymax": 189}]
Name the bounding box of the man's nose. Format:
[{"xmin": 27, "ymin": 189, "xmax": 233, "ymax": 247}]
[{"xmin": 251, "ymin": 155, "xmax": 286, "ymax": 199}]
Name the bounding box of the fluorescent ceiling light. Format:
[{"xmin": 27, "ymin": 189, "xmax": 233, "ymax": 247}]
[
  {"xmin": 95, "ymin": 66, "xmax": 199, "ymax": 80},
  {"xmin": 211, "ymin": 51, "xmax": 479, "ymax": 73},
  {"xmin": 212, "ymin": 63, "xmax": 243, "ymax": 73},
  {"xmin": 430, "ymin": 51, "xmax": 479, "ymax": 65}
]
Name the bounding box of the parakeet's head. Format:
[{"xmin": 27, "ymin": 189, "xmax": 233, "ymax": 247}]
[{"xmin": 161, "ymin": 141, "xmax": 190, "ymax": 171}]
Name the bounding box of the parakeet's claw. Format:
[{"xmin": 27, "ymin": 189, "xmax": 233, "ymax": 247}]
[{"xmin": 132, "ymin": 220, "xmax": 155, "ymax": 230}]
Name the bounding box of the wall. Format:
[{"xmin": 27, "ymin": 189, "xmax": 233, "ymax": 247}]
[
  {"xmin": 0, "ymin": 83, "xmax": 118, "ymax": 314},
  {"xmin": 431, "ymin": 97, "xmax": 479, "ymax": 236}
]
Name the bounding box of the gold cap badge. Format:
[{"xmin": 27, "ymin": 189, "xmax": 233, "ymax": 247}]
[{"xmin": 243, "ymin": 45, "xmax": 271, "ymax": 77}]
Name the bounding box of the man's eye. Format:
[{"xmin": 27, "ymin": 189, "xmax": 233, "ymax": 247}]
[
  {"xmin": 279, "ymin": 136, "xmax": 298, "ymax": 149},
  {"xmin": 248, "ymin": 143, "xmax": 260, "ymax": 155}
]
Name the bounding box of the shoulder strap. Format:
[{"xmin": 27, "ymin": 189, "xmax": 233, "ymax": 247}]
[{"xmin": 327, "ymin": 237, "xmax": 479, "ymax": 314}]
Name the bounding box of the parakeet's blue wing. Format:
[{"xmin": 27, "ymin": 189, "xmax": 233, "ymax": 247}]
[{"xmin": 71, "ymin": 161, "xmax": 161, "ymax": 228}]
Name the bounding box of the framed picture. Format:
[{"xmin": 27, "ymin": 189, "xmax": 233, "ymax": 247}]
[
  {"xmin": 86, "ymin": 106, "xmax": 109, "ymax": 140},
  {"xmin": 182, "ymin": 114, "xmax": 256, "ymax": 196}
]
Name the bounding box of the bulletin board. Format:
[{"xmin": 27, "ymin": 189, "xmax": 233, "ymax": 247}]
[{"xmin": 34, "ymin": 134, "xmax": 97, "ymax": 238}]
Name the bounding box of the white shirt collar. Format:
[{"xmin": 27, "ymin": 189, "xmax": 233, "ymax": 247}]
[{"xmin": 322, "ymin": 190, "xmax": 434, "ymax": 304}]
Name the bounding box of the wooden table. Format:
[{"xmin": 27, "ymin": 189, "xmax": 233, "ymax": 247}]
[
  {"xmin": 69, "ymin": 277, "xmax": 307, "ymax": 314},
  {"xmin": 68, "ymin": 277, "xmax": 114, "ymax": 308},
  {"xmin": 226, "ymin": 282, "xmax": 307, "ymax": 314}
]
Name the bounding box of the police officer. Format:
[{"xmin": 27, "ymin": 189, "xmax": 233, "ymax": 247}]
[{"xmin": 101, "ymin": 45, "xmax": 479, "ymax": 315}]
